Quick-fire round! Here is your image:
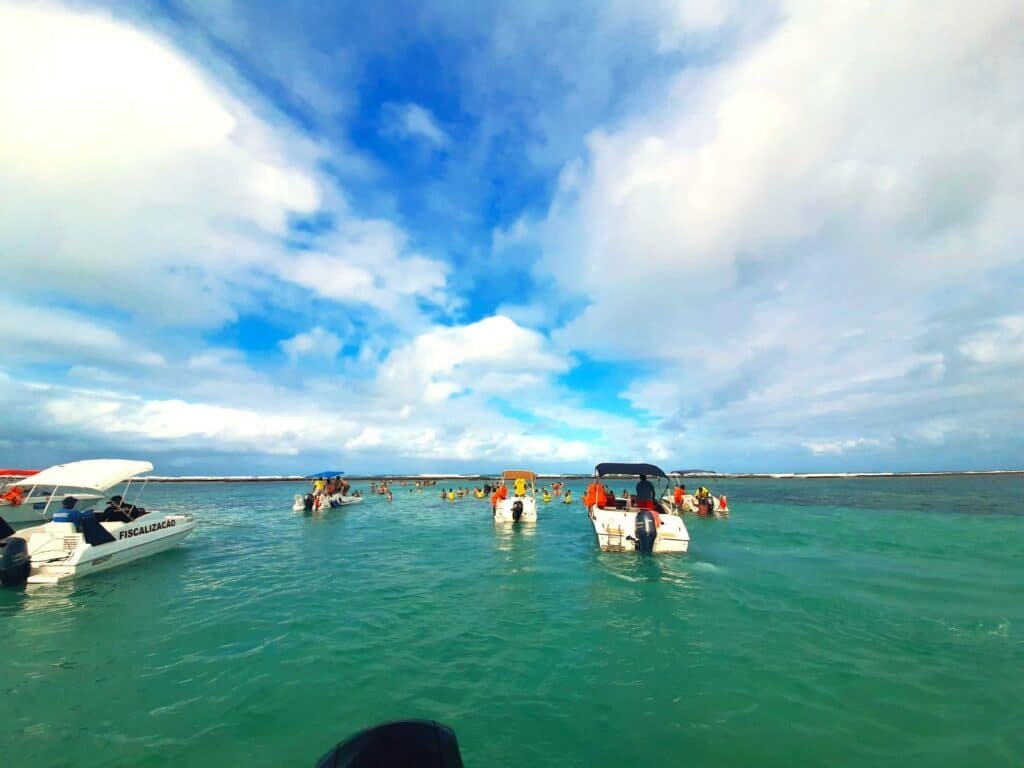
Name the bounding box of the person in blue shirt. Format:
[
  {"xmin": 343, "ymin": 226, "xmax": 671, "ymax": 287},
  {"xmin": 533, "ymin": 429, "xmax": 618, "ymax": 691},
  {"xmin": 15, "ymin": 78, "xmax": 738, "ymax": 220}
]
[{"xmin": 635, "ymin": 474, "xmax": 656, "ymax": 505}]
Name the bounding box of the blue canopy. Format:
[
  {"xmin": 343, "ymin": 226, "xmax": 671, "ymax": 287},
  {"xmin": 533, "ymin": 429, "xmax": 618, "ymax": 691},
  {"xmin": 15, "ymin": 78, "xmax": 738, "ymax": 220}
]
[
  {"xmin": 305, "ymin": 471, "xmax": 345, "ymax": 479},
  {"xmin": 594, "ymin": 462, "xmax": 667, "ymax": 478}
]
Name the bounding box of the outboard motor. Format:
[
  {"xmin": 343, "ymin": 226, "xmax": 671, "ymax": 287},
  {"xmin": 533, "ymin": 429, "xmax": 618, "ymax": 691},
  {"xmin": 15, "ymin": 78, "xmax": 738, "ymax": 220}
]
[
  {"xmin": 303, "ymin": 494, "xmax": 315, "ymax": 512},
  {"xmin": 1, "ymin": 536, "xmax": 30, "ymax": 587},
  {"xmin": 316, "ymin": 719, "xmax": 464, "ymax": 768},
  {"xmin": 511, "ymin": 500, "xmax": 524, "ymax": 523},
  {"xmin": 634, "ymin": 509, "xmax": 657, "ymax": 554}
]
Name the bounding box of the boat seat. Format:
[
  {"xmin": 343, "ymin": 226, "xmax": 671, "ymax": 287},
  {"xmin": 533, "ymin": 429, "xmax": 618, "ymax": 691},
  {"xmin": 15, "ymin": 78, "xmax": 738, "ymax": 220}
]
[{"xmin": 80, "ymin": 512, "xmax": 116, "ymax": 546}]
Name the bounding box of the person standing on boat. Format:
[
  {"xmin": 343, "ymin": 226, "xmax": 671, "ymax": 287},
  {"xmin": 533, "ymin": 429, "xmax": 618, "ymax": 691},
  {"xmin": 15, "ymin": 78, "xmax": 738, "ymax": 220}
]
[{"xmin": 635, "ymin": 474, "xmax": 656, "ymax": 509}]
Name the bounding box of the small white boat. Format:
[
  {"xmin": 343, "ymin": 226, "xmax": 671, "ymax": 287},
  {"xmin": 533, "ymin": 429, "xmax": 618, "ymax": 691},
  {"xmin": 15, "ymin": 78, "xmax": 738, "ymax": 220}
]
[
  {"xmin": 292, "ymin": 493, "xmax": 363, "ymax": 513},
  {"xmin": 493, "ymin": 469, "xmax": 538, "ymax": 524},
  {"xmin": 0, "ymin": 466, "xmax": 103, "ymax": 525},
  {"xmin": 587, "ymin": 462, "xmax": 690, "ymax": 554},
  {"xmin": 661, "ymin": 485, "xmax": 730, "ymax": 517},
  {"xmin": 0, "ymin": 459, "xmax": 195, "ymax": 586}
]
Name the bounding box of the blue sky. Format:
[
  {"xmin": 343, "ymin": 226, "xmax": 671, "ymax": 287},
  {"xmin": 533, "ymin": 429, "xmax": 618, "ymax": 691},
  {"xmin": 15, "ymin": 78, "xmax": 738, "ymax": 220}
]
[{"xmin": 1, "ymin": 0, "xmax": 1023, "ymax": 474}]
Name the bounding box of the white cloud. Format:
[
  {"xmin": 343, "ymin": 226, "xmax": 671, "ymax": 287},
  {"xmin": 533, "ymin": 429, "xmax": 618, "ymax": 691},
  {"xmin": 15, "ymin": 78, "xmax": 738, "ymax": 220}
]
[
  {"xmin": 0, "ymin": 301, "xmax": 164, "ymax": 367},
  {"xmin": 0, "ymin": 3, "xmax": 448, "ymax": 331},
  {"xmin": 802, "ymin": 438, "xmax": 881, "ymax": 456},
  {"xmin": 959, "ymin": 316, "xmax": 1024, "ymax": 365},
  {"xmin": 531, "ymin": 0, "xmax": 1024, "ymax": 462},
  {"xmin": 375, "ymin": 315, "xmax": 569, "ymax": 404},
  {"xmin": 280, "ymin": 326, "xmax": 343, "ymax": 360},
  {"xmin": 381, "ymin": 102, "xmax": 450, "ymax": 147}
]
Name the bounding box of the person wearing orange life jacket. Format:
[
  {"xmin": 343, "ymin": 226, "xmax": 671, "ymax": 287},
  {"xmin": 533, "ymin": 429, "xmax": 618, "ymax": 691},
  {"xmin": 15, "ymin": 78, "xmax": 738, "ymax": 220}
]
[{"xmin": 673, "ymin": 485, "xmax": 685, "ymax": 507}]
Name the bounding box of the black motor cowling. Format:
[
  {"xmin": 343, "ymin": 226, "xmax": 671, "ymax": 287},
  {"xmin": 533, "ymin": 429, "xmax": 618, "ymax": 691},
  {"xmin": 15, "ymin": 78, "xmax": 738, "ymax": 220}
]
[
  {"xmin": 634, "ymin": 509, "xmax": 657, "ymax": 554},
  {"xmin": 303, "ymin": 494, "xmax": 315, "ymax": 512},
  {"xmin": 511, "ymin": 500, "xmax": 524, "ymax": 522},
  {"xmin": 1, "ymin": 536, "xmax": 30, "ymax": 587}
]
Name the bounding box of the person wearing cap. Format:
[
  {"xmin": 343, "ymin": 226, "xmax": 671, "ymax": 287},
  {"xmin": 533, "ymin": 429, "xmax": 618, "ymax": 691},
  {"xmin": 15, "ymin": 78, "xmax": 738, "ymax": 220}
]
[{"xmin": 103, "ymin": 495, "xmax": 131, "ymax": 523}]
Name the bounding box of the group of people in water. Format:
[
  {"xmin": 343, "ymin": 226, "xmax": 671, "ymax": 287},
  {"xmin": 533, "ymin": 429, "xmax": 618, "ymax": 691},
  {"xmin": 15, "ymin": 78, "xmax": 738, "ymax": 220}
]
[{"xmin": 306, "ymin": 475, "xmax": 725, "ymax": 517}]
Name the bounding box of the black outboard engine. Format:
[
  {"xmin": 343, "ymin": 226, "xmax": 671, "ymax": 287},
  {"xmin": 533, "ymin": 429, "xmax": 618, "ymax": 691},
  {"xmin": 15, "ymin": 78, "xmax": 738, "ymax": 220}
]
[
  {"xmin": 1, "ymin": 536, "xmax": 30, "ymax": 587},
  {"xmin": 303, "ymin": 494, "xmax": 315, "ymax": 512},
  {"xmin": 316, "ymin": 719, "xmax": 464, "ymax": 768},
  {"xmin": 634, "ymin": 509, "xmax": 657, "ymax": 554},
  {"xmin": 511, "ymin": 499, "xmax": 524, "ymax": 522}
]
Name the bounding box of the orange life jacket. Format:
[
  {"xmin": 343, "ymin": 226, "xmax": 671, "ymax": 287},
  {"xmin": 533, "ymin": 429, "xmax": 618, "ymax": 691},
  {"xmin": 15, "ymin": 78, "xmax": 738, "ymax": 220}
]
[
  {"xmin": 2, "ymin": 486, "xmax": 24, "ymax": 505},
  {"xmin": 583, "ymin": 482, "xmax": 606, "ymax": 507}
]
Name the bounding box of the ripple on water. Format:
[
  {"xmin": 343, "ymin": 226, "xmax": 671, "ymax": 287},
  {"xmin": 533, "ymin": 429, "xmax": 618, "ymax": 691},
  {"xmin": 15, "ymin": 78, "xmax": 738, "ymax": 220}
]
[{"xmin": 2, "ymin": 479, "xmax": 1023, "ymax": 768}]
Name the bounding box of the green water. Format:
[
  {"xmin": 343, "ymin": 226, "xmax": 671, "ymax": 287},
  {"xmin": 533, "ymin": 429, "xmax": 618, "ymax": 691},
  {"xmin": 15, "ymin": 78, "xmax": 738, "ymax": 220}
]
[{"xmin": 2, "ymin": 477, "xmax": 1022, "ymax": 766}]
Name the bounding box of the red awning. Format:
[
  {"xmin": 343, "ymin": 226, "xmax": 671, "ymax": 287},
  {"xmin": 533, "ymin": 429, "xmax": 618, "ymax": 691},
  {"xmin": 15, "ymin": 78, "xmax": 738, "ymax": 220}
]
[{"xmin": 0, "ymin": 469, "xmax": 39, "ymax": 477}]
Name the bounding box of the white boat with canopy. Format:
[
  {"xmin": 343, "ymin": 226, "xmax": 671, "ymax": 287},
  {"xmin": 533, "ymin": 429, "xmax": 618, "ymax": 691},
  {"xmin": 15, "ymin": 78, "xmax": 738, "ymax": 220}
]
[
  {"xmin": 0, "ymin": 459, "xmax": 195, "ymax": 586},
  {"xmin": 493, "ymin": 469, "xmax": 538, "ymax": 524},
  {"xmin": 292, "ymin": 471, "xmax": 363, "ymax": 513},
  {"xmin": 586, "ymin": 462, "xmax": 690, "ymax": 553},
  {"xmin": 0, "ymin": 465, "xmax": 103, "ymax": 525}
]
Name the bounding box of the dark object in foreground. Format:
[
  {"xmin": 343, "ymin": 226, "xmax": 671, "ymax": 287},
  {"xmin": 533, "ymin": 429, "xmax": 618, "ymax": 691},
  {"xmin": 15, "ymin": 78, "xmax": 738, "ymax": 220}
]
[{"xmin": 316, "ymin": 720, "xmax": 464, "ymax": 768}]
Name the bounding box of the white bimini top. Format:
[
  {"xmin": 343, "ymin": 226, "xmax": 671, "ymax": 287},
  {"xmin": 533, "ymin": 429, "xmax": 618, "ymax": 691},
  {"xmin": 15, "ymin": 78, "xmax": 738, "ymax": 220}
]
[{"xmin": 23, "ymin": 460, "xmax": 154, "ymax": 492}]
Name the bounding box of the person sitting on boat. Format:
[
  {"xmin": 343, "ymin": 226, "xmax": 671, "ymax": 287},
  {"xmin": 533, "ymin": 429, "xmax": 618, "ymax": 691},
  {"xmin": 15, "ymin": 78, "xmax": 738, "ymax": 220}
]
[
  {"xmin": 57, "ymin": 495, "xmax": 83, "ymax": 526},
  {"xmin": 102, "ymin": 495, "xmax": 132, "ymax": 523},
  {"xmin": 673, "ymin": 484, "xmax": 685, "ymax": 507},
  {"xmin": 513, "ymin": 477, "xmax": 527, "ymax": 497},
  {"xmin": 104, "ymin": 494, "xmax": 146, "ymax": 522},
  {"xmin": 635, "ymin": 473, "xmax": 656, "ymax": 508}
]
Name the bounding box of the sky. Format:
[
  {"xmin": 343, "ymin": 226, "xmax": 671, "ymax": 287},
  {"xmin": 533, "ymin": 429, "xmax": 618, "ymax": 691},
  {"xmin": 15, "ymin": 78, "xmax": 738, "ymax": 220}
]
[{"xmin": 1, "ymin": 0, "xmax": 1023, "ymax": 475}]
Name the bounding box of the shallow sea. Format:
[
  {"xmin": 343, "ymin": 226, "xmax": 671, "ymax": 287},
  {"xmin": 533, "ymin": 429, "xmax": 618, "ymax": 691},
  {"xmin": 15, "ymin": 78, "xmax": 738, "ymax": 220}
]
[{"xmin": 1, "ymin": 476, "xmax": 1022, "ymax": 766}]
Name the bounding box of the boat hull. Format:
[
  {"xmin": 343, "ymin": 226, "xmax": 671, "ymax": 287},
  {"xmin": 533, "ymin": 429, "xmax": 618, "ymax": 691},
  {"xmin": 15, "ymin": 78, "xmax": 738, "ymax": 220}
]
[
  {"xmin": 292, "ymin": 494, "xmax": 363, "ymax": 513},
  {"xmin": 661, "ymin": 494, "xmax": 729, "ymax": 517},
  {"xmin": 589, "ymin": 506, "xmax": 689, "ymax": 553},
  {"xmin": 494, "ymin": 495, "xmax": 537, "ymax": 523},
  {"xmin": 18, "ymin": 513, "xmax": 196, "ymax": 584}
]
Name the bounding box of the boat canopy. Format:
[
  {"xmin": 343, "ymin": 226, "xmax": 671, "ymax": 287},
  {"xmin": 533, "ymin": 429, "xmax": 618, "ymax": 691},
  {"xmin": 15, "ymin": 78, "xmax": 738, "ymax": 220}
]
[
  {"xmin": 306, "ymin": 471, "xmax": 345, "ymax": 479},
  {"xmin": 594, "ymin": 462, "xmax": 668, "ymax": 478},
  {"xmin": 501, "ymin": 469, "xmax": 537, "ymax": 481},
  {"xmin": 22, "ymin": 460, "xmax": 153, "ymax": 492},
  {"xmin": 0, "ymin": 468, "xmax": 38, "ymax": 477}
]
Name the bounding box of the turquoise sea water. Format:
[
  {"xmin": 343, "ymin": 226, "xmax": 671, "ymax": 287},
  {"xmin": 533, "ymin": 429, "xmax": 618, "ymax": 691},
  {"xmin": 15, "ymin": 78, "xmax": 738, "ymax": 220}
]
[{"xmin": 2, "ymin": 476, "xmax": 1022, "ymax": 766}]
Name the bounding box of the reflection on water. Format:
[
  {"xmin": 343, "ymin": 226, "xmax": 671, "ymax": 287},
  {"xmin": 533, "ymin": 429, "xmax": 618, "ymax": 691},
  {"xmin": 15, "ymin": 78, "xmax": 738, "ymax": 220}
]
[{"xmin": 492, "ymin": 521, "xmax": 537, "ymax": 550}]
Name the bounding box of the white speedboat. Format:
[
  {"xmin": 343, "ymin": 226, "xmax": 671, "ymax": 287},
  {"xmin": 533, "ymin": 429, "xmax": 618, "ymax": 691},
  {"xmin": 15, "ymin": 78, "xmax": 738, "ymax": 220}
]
[
  {"xmin": 292, "ymin": 492, "xmax": 363, "ymax": 513},
  {"xmin": 587, "ymin": 462, "xmax": 690, "ymax": 553},
  {"xmin": 0, "ymin": 466, "xmax": 103, "ymax": 525},
  {"xmin": 661, "ymin": 485, "xmax": 730, "ymax": 517},
  {"xmin": 0, "ymin": 459, "xmax": 195, "ymax": 586},
  {"xmin": 493, "ymin": 469, "xmax": 538, "ymax": 524}
]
